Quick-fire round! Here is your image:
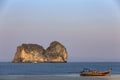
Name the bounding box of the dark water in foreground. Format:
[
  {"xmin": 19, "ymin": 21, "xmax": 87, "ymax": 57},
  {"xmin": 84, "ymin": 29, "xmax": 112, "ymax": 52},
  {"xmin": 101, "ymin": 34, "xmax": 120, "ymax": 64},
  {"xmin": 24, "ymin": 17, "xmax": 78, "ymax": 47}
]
[{"xmin": 0, "ymin": 62, "xmax": 120, "ymax": 75}]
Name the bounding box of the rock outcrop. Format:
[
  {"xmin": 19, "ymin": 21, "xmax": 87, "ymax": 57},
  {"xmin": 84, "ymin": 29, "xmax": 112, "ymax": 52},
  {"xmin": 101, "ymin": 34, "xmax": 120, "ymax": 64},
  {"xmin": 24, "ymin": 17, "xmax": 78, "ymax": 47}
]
[
  {"xmin": 12, "ymin": 41, "xmax": 68, "ymax": 63},
  {"xmin": 45, "ymin": 41, "xmax": 67, "ymax": 62}
]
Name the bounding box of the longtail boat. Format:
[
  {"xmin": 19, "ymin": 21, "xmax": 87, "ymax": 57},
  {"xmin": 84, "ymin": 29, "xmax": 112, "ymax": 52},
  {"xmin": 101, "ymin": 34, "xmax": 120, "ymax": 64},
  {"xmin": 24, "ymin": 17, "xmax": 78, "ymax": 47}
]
[{"xmin": 80, "ymin": 68, "xmax": 112, "ymax": 76}]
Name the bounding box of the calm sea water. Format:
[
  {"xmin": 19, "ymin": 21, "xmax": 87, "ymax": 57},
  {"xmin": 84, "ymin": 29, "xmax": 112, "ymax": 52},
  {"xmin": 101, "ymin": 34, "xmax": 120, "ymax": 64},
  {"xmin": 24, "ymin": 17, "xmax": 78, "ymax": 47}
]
[{"xmin": 0, "ymin": 62, "xmax": 120, "ymax": 75}]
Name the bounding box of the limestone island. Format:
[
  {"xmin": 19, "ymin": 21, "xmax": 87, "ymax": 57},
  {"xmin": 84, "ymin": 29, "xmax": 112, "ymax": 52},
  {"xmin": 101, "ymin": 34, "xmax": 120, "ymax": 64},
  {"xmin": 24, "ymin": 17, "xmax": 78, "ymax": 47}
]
[{"xmin": 12, "ymin": 41, "xmax": 68, "ymax": 63}]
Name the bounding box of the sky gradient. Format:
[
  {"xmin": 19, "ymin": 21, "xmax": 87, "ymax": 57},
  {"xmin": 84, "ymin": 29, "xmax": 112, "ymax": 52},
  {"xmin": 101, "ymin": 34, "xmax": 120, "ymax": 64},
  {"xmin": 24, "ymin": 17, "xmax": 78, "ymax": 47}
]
[{"xmin": 0, "ymin": 0, "xmax": 120, "ymax": 62}]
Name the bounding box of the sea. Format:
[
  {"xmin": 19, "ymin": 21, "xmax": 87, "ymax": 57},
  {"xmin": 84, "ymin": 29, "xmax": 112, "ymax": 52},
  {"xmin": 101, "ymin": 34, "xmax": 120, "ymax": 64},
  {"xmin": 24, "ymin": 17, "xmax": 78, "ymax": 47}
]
[{"xmin": 0, "ymin": 62, "xmax": 120, "ymax": 80}]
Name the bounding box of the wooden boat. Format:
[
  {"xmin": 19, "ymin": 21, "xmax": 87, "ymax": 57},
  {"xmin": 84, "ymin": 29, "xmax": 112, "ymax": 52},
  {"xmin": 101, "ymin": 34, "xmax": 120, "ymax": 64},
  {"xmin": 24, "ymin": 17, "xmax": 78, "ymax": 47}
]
[{"xmin": 80, "ymin": 68, "xmax": 112, "ymax": 76}]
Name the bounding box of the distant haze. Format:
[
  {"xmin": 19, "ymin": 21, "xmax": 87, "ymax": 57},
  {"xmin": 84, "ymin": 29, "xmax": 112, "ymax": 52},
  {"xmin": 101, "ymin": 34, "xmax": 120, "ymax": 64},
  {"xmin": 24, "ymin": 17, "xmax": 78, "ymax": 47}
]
[{"xmin": 0, "ymin": 0, "xmax": 120, "ymax": 62}]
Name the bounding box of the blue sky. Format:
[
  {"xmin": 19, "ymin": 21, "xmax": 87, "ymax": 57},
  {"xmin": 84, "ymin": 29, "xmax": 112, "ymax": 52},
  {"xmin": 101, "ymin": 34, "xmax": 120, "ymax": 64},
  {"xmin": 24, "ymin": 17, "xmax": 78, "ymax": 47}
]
[{"xmin": 0, "ymin": 0, "xmax": 120, "ymax": 62}]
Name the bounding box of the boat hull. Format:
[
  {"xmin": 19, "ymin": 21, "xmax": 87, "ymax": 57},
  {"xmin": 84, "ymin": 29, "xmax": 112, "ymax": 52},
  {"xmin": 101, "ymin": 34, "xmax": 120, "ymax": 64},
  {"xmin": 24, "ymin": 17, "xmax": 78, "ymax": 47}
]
[{"xmin": 80, "ymin": 70, "xmax": 111, "ymax": 76}]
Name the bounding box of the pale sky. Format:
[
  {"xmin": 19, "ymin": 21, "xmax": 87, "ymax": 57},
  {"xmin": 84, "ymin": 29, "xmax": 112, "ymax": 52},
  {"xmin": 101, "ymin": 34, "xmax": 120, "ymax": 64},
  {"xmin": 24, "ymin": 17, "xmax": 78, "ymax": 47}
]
[{"xmin": 0, "ymin": 0, "xmax": 120, "ymax": 62}]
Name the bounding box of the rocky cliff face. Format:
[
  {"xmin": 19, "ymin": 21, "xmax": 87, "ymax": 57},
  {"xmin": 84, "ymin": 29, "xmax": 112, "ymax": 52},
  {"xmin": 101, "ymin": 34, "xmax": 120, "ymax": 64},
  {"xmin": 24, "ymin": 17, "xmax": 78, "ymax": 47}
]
[
  {"xmin": 12, "ymin": 41, "xmax": 67, "ymax": 63},
  {"xmin": 45, "ymin": 41, "xmax": 67, "ymax": 62}
]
